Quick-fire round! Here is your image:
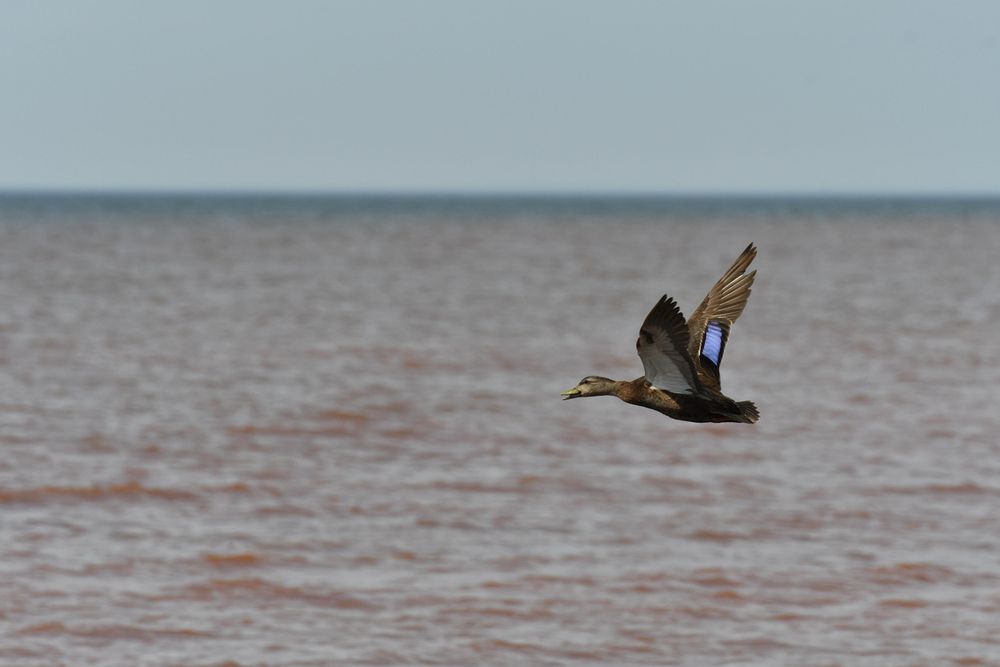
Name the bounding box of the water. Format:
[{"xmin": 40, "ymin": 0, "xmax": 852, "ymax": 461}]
[{"xmin": 1, "ymin": 194, "xmax": 999, "ymax": 666}]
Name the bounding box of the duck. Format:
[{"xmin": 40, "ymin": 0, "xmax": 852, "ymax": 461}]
[{"xmin": 560, "ymin": 243, "xmax": 760, "ymax": 424}]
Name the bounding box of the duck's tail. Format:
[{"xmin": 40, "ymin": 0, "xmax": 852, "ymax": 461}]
[
  {"xmin": 734, "ymin": 400, "xmax": 759, "ymax": 424},
  {"xmin": 709, "ymin": 399, "xmax": 759, "ymax": 424}
]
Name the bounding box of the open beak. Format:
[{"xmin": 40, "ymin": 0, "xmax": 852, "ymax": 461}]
[{"xmin": 560, "ymin": 388, "xmax": 581, "ymax": 400}]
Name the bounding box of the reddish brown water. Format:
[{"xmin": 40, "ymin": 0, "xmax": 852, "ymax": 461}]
[{"xmin": 2, "ymin": 197, "xmax": 1000, "ymax": 666}]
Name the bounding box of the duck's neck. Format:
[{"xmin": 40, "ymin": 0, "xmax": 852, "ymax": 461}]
[{"xmin": 611, "ymin": 377, "xmax": 651, "ymax": 405}]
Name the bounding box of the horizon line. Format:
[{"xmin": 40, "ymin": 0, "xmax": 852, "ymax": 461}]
[{"xmin": 3, "ymin": 187, "xmax": 1000, "ymax": 200}]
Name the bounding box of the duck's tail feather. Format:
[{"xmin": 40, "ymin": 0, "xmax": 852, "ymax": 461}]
[{"xmin": 735, "ymin": 400, "xmax": 759, "ymax": 424}]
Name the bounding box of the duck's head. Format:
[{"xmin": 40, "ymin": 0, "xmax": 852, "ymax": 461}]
[{"xmin": 560, "ymin": 376, "xmax": 616, "ymax": 400}]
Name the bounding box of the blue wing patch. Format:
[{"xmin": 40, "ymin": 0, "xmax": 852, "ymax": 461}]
[{"xmin": 701, "ymin": 322, "xmax": 724, "ymax": 366}]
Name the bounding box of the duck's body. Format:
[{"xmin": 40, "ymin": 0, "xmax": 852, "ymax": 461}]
[
  {"xmin": 616, "ymin": 377, "xmax": 759, "ymax": 423},
  {"xmin": 561, "ymin": 244, "xmax": 760, "ymax": 424}
]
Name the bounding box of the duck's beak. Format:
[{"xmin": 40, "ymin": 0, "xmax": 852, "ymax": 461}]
[{"xmin": 560, "ymin": 387, "xmax": 582, "ymax": 400}]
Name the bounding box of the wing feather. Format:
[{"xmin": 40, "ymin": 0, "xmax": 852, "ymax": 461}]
[
  {"xmin": 635, "ymin": 295, "xmax": 701, "ymax": 394},
  {"xmin": 687, "ymin": 243, "xmax": 757, "ymax": 390}
]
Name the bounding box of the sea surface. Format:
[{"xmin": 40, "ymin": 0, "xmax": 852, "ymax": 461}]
[{"xmin": 2, "ymin": 194, "xmax": 1000, "ymax": 666}]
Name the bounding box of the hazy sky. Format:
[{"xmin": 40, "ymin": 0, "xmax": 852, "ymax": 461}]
[{"xmin": 2, "ymin": 1, "xmax": 999, "ymax": 193}]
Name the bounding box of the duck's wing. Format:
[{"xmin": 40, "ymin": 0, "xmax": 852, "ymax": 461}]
[
  {"xmin": 636, "ymin": 295, "xmax": 702, "ymax": 394},
  {"xmin": 686, "ymin": 243, "xmax": 757, "ymax": 390}
]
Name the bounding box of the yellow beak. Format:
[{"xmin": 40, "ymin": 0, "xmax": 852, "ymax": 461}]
[{"xmin": 560, "ymin": 388, "xmax": 581, "ymax": 399}]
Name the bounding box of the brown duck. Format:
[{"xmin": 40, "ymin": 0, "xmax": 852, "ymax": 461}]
[{"xmin": 560, "ymin": 243, "xmax": 760, "ymax": 424}]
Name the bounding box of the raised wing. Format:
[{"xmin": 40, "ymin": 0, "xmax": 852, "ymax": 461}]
[
  {"xmin": 636, "ymin": 295, "xmax": 702, "ymax": 394},
  {"xmin": 686, "ymin": 243, "xmax": 757, "ymax": 390}
]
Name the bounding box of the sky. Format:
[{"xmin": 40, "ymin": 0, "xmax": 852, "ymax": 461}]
[{"xmin": 1, "ymin": 1, "xmax": 999, "ymax": 194}]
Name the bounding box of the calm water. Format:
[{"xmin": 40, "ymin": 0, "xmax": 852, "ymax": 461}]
[{"xmin": 2, "ymin": 195, "xmax": 1000, "ymax": 666}]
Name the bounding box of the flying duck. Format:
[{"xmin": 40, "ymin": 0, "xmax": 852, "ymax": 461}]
[{"xmin": 560, "ymin": 243, "xmax": 760, "ymax": 424}]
